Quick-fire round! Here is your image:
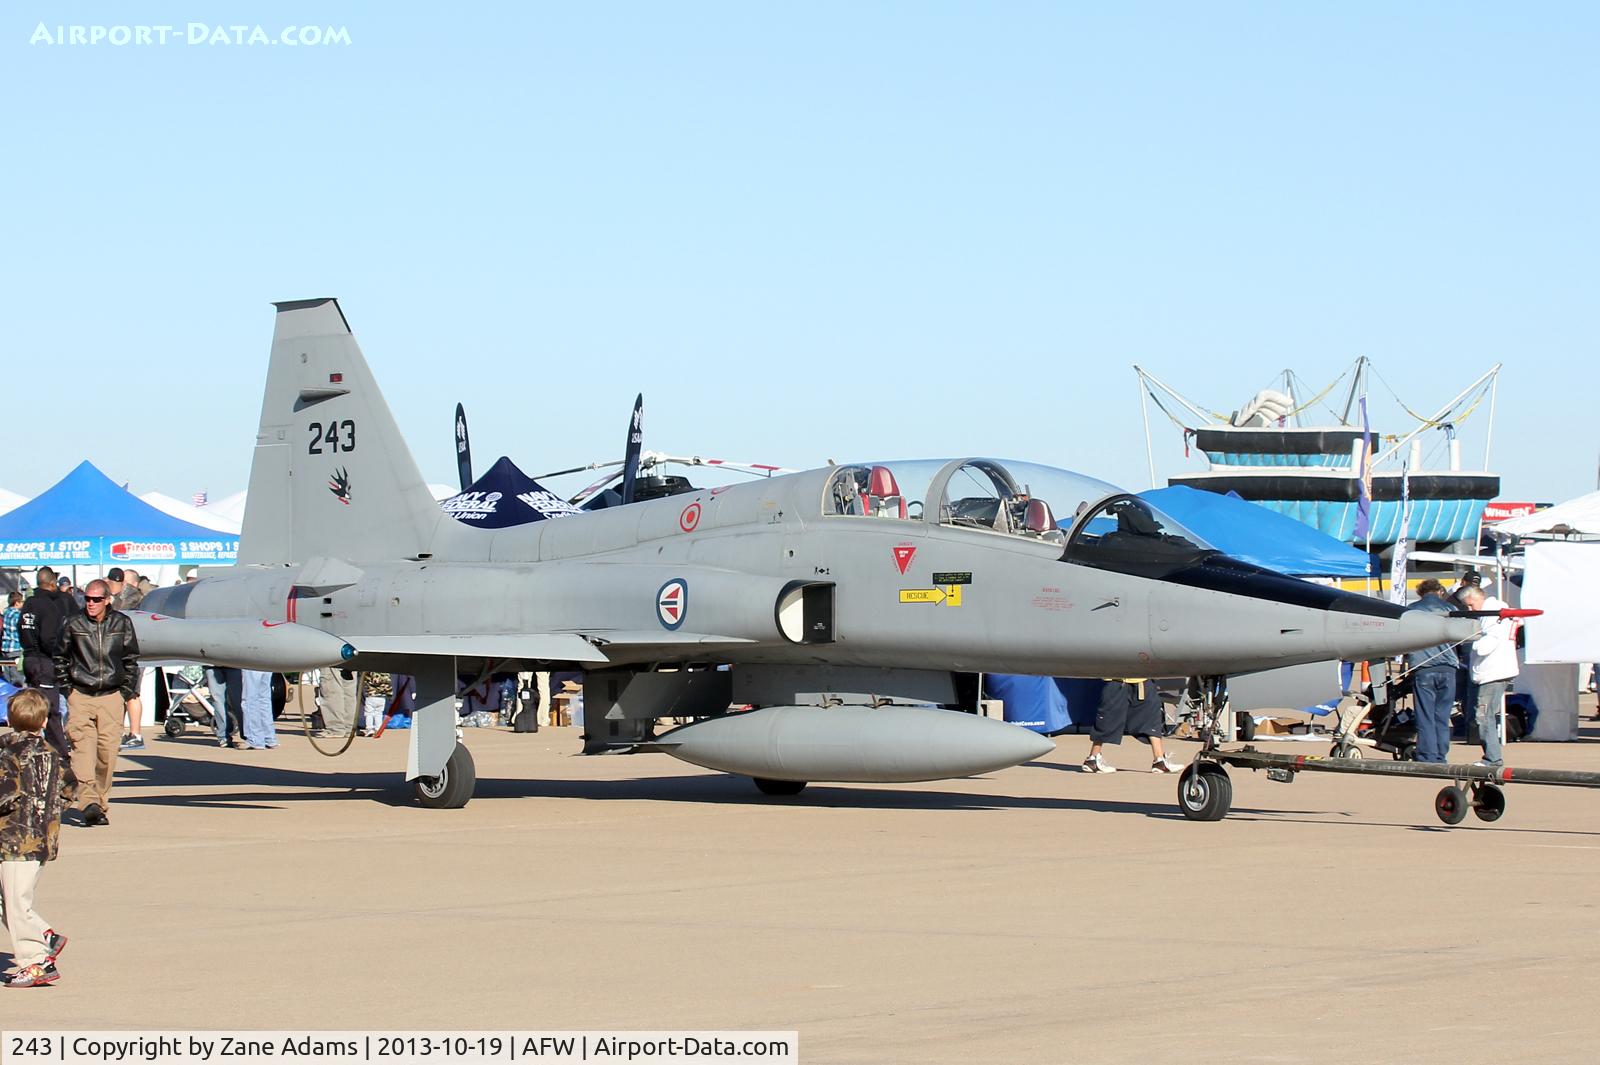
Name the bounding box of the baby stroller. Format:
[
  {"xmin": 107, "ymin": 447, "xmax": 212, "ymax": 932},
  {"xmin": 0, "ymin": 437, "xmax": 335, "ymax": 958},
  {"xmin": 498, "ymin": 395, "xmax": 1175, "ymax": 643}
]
[
  {"xmin": 159, "ymin": 666, "xmax": 221, "ymax": 738},
  {"xmin": 160, "ymin": 668, "xmax": 287, "ymax": 737}
]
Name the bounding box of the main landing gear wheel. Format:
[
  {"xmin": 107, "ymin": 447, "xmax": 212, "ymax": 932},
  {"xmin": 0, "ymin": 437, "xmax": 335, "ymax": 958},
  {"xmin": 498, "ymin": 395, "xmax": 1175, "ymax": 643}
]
[
  {"xmin": 1236, "ymin": 712, "xmax": 1257, "ymax": 742},
  {"xmin": 414, "ymin": 743, "xmax": 477, "ymax": 809},
  {"xmin": 1472, "ymin": 782, "xmax": 1507, "ymax": 823},
  {"xmin": 1434, "ymin": 785, "xmax": 1469, "ymax": 825},
  {"xmin": 1177, "ymin": 763, "xmax": 1233, "ymax": 822},
  {"xmin": 752, "ymin": 778, "xmax": 807, "ymax": 796}
]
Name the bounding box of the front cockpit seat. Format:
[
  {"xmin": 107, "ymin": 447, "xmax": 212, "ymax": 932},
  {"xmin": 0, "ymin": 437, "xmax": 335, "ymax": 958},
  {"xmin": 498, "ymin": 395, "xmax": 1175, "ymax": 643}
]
[
  {"xmin": 861, "ymin": 465, "xmax": 908, "ymax": 519},
  {"xmin": 1023, "ymin": 498, "xmax": 1054, "ymax": 534},
  {"xmin": 1023, "ymin": 497, "xmax": 1065, "ymax": 543}
]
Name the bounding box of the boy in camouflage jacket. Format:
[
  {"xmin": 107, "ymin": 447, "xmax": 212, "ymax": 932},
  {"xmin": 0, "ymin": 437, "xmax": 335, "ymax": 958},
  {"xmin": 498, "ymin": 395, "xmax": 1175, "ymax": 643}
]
[{"xmin": 1, "ymin": 688, "xmax": 73, "ymax": 988}]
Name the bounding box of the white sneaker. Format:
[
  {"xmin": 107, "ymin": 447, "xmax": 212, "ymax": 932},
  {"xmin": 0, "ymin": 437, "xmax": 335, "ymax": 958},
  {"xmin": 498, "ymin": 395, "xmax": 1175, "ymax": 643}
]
[
  {"xmin": 1082, "ymin": 753, "xmax": 1117, "ymax": 773},
  {"xmin": 1151, "ymin": 756, "xmax": 1184, "ymax": 774}
]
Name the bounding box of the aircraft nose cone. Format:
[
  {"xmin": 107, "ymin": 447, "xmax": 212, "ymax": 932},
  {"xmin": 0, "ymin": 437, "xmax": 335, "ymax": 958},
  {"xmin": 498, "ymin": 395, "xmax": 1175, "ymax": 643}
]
[{"xmin": 1397, "ymin": 609, "xmax": 1476, "ymax": 651}]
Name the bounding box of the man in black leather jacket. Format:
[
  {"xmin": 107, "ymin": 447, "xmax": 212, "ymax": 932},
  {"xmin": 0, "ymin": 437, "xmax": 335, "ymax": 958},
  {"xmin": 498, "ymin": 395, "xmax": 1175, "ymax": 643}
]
[
  {"xmin": 52, "ymin": 579, "xmax": 139, "ymax": 827},
  {"xmin": 18, "ymin": 567, "xmax": 76, "ymax": 761}
]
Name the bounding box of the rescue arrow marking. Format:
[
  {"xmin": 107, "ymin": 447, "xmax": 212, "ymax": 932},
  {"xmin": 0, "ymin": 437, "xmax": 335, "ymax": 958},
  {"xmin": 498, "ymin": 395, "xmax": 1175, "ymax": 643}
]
[{"xmin": 898, "ymin": 586, "xmax": 963, "ymax": 607}]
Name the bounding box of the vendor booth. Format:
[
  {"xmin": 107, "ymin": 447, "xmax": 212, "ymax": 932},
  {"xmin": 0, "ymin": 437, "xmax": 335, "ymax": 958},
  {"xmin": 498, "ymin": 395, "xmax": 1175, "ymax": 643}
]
[
  {"xmin": 439, "ymin": 456, "xmax": 581, "ymax": 528},
  {"xmin": 0, "ymin": 460, "xmax": 240, "ymax": 572},
  {"xmin": 1482, "ymin": 491, "xmax": 1600, "ymax": 741}
]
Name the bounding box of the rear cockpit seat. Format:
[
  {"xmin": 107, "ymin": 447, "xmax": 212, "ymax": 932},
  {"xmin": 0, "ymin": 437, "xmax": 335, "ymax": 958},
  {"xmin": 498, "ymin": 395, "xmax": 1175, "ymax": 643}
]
[{"xmin": 861, "ymin": 465, "xmax": 908, "ymax": 519}]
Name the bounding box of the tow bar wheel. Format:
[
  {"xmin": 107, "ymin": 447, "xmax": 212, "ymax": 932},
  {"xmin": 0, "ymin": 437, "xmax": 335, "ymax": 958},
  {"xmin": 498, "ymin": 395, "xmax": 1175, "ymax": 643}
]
[
  {"xmin": 1472, "ymin": 782, "xmax": 1507, "ymax": 823},
  {"xmin": 1178, "ymin": 763, "xmax": 1233, "ymax": 822},
  {"xmin": 1434, "ymin": 785, "xmax": 1470, "ymax": 825}
]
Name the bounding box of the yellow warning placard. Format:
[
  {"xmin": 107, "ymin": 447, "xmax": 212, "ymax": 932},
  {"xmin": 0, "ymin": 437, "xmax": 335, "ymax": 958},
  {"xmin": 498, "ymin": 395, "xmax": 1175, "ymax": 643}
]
[{"xmin": 898, "ymin": 586, "xmax": 963, "ymax": 607}]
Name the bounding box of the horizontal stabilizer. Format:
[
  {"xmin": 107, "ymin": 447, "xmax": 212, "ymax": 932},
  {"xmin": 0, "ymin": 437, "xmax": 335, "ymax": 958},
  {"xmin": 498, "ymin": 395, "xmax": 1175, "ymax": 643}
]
[{"xmin": 295, "ymin": 556, "xmax": 365, "ymax": 595}]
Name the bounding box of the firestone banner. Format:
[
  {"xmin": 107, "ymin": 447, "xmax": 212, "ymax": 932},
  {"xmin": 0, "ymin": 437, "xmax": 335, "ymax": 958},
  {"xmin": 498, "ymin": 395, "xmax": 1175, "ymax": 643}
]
[{"xmin": 0, "ymin": 536, "xmax": 239, "ymax": 566}]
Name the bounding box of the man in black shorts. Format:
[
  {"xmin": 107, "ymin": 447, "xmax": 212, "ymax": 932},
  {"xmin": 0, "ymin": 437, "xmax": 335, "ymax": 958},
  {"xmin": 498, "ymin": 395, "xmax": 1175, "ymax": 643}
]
[{"xmin": 1082, "ymin": 678, "xmax": 1184, "ymax": 773}]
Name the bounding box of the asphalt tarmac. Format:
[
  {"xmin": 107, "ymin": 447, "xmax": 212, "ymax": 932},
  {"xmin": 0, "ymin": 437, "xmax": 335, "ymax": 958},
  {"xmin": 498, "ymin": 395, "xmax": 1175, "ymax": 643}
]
[{"xmin": 6, "ymin": 717, "xmax": 1600, "ymax": 1064}]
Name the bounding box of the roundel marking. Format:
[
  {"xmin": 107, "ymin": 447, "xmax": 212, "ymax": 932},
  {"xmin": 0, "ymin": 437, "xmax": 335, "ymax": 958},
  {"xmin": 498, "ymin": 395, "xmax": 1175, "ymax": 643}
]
[
  {"xmin": 679, "ymin": 502, "xmax": 703, "ymax": 532},
  {"xmin": 657, "ymin": 578, "xmax": 688, "ymax": 630}
]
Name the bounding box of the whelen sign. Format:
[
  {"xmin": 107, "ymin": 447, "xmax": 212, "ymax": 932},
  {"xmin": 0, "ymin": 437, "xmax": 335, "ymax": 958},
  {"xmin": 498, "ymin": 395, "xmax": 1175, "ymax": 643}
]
[{"xmin": 1482, "ymin": 501, "xmax": 1547, "ymax": 523}]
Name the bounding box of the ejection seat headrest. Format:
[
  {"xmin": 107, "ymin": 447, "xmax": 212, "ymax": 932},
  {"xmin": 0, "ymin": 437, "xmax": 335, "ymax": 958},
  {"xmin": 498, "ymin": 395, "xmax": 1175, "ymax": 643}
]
[{"xmin": 1023, "ymin": 498, "xmax": 1055, "ymax": 535}]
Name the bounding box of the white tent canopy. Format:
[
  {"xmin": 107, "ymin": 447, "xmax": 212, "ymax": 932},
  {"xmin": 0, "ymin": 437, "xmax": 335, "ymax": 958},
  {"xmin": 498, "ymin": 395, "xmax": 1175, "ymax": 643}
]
[
  {"xmin": 206, "ymin": 490, "xmax": 249, "ymax": 529},
  {"xmin": 140, "ymin": 491, "xmax": 243, "ymax": 534},
  {"xmin": 0, "ymin": 488, "xmax": 26, "ymax": 517},
  {"xmin": 202, "ymin": 484, "xmax": 459, "ymax": 531},
  {"xmin": 1488, "ymin": 490, "xmax": 1600, "ymax": 539}
]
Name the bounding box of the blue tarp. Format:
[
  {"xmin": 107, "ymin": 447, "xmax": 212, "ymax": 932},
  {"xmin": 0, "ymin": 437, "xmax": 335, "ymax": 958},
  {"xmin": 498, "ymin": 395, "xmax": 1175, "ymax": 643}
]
[
  {"xmin": 439, "ymin": 456, "xmax": 581, "ymax": 529},
  {"xmin": 1140, "ymin": 485, "xmax": 1376, "ymax": 577},
  {"xmin": 0, "ymin": 461, "xmax": 239, "ymax": 566},
  {"xmin": 984, "ymin": 675, "xmax": 1107, "ymax": 734},
  {"xmin": 985, "ymin": 674, "xmax": 1068, "ymax": 734}
]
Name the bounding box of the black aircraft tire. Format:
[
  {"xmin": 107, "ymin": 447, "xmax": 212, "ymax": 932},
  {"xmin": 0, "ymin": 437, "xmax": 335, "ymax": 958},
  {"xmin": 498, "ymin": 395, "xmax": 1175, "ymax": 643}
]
[
  {"xmin": 1473, "ymin": 783, "xmax": 1507, "ymax": 823},
  {"xmin": 1236, "ymin": 712, "xmax": 1257, "ymax": 742},
  {"xmin": 1177, "ymin": 764, "xmax": 1232, "ymax": 822},
  {"xmin": 414, "ymin": 744, "xmax": 476, "ymax": 809},
  {"xmin": 1435, "ymin": 785, "xmax": 1469, "ymax": 826},
  {"xmin": 753, "ymin": 778, "xmax": 807, "ymax": 796}
]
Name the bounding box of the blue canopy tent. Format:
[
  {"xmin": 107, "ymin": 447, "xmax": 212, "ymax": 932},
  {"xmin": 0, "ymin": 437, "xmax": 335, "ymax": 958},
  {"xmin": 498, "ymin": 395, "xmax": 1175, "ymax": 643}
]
[
  {"xmin": 0, "ymin": 461, "xmax": 239, "ymax": 567},
  {"xmin": 991, "ymin": 485, "xmax": 1376, "ymax": 732},
  {"xmin": 1138, "ymin": 485, "xmax": 1376, "ymax": 577},
  {"xmin": 438, "ymin": 456, "xmax": 581, "ymax": 528}
]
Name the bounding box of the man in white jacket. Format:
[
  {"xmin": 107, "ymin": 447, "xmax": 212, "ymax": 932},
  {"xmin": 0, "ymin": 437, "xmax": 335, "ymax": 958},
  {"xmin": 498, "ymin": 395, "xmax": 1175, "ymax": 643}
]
[{"xmin": 1461, "ymin": 586, "xmax": 1519, "ymax": 767}]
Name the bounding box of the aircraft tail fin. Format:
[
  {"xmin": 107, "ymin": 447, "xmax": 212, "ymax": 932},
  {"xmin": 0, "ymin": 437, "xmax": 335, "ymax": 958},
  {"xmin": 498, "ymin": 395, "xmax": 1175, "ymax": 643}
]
[
  {"xmin": 620, "ymin": 393, "xmax": 643, "ymax": 505},
  {"xmin": 238, "ymin": 299, "xmax": 446, "ymax": 565}
]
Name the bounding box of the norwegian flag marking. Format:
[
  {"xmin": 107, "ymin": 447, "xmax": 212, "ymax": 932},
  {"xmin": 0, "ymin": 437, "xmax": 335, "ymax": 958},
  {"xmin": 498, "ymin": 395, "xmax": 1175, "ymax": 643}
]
[{"xmin": 657, "ymin": 578, "xmax": 688, "ymax": 630}]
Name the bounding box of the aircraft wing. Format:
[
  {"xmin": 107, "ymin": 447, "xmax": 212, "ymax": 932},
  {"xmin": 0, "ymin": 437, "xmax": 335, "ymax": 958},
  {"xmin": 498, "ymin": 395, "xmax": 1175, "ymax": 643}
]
[
  {"xmin": 582, "ymin": 630, "xmax": 758, "ymax": 648},
  {"xmin": 348, "ymin": 631, "xmax": 755, "ymax": 667},
  {"xmin": 346, "ymin": 633, "xmax": 611, "ymax": 663}
]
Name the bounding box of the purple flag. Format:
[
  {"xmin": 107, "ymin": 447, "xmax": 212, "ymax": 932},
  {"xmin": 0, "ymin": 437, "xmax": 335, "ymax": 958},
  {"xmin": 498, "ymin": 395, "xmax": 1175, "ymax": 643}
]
[{"xmin": 1353, "ymin": 397, "xmax": 1374, "ymax": 541}]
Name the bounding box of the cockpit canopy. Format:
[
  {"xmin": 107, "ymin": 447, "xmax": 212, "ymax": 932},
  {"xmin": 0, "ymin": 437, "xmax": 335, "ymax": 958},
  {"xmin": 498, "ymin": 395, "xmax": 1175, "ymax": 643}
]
[
  {"xmin": 824, "ymin": 458, "xmax": 1113, "ymax": 543},
  {"xmin": 822, "ymin": 458, "xmax": 1217, "ymax": 574},
  {"xmin": 1062, "ymin": 493, "xmax": 1217, "ymax": 578}
]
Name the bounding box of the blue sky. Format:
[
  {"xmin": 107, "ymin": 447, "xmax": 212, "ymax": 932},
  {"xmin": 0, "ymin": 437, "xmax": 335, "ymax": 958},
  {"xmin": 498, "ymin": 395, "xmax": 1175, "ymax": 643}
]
[{"xmin": 4, "ymin": 3, "xmax": 1595, "ymax": 503}]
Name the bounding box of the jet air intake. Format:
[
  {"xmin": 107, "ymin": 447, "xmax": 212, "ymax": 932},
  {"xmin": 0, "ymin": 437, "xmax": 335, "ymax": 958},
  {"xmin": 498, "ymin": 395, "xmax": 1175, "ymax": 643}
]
[
  {"xmin": 653, "ymin": 704, "xmax": 1054, "ymax": 783},
  {"xmin": 775, "ymin": 581, "xmax": 835, "ymax": 644}
]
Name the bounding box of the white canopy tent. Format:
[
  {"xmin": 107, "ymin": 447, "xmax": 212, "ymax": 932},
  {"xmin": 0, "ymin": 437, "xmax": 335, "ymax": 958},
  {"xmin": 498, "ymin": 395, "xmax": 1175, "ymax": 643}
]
[
  {"xmin": 0, "ymin": 488, "xmax": 26, "ymax": 517},
  {"xmin": 1488, "ymin": 490, "xmax": 1600, "ymax": 540},
  {"xmin": 203, "ymin": 484, "xmax": 459, "ymax": 531},
  {"xmin": 207, "ymin": 490, "xmax": 250, "ymax": 529},
  {"xmin": 140, "ymin": 491, "xmax": 243, "ymax": 534}
]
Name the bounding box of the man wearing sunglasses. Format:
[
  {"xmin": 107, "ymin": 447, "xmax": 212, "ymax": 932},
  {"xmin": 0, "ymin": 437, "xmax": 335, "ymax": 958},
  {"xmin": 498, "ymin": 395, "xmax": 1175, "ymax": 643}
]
[{"xmin": 52, "ymin": 579, "xmax": 140, "ymax": 827}]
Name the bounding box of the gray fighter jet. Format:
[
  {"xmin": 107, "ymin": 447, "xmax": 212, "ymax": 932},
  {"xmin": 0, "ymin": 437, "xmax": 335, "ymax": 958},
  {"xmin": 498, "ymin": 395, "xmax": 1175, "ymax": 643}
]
[{"xmin": 137, "ymin": 299, "xmax": 1476, "ymax": 807}]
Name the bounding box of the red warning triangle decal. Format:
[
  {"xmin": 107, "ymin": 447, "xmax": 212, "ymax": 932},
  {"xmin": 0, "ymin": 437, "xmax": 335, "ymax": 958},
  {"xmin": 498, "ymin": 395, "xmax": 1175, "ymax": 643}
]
[{"xmin": 892, "ymin": 545, "xmax": 916, "ymax": 575}]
